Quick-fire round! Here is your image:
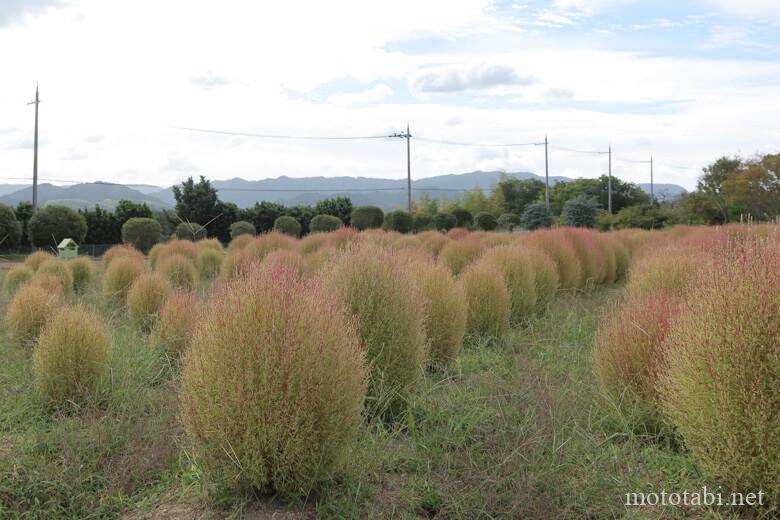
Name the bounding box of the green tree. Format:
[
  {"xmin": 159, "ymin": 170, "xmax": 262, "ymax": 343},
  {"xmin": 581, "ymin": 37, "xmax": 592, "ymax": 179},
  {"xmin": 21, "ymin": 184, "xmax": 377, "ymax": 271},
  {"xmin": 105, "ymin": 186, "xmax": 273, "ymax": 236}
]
[
  {"xmin": 608, "ymin": 204, "xmax": 667, "ymax": 230},
  {"xmin": 461, "ymin": 187, "xmax": 500, "ymax": 217},
  {"xmin": 0, "ymin": 204, "xmax": 22, "ymax": 248},
  {"xmin": 314, "ymin": 196, "xmax": 353, "ymax": 225},
  {"xmin": 351, "ymin": 206, "xmax": 384, "ymax": 230},
  {"xmin": 451, "ymin": 207, "xmax": 473, "ymax": 228},
  {"xmin": 121, "ymin": 217, "xmax": 162, "ymax": 253},
  {"xmin": 283, "ymin": 205, "xmax": 315, "ymax": 235},
  {"xmin": 309, "ymin": 215, "xmax": 343, "ymax": 233},
  {"xmin": 80, "ymin": 206, "xmax": 118, "ymax": 243},
  {"xmin": 562, "ymin": 195, "xmax": 598, "ymax": 228},
  {"xmin": 497, "ymin": 213, "xmax": 521, "ymax": 231},
  {"xmin": 697, "ymin": 156, "xmax": 742, "ymax": 223},
  {"xmin": 521, "ymin": 204, "xmax": 553, "ymax": 230},
  {"xmin": 384, "ymin": 209, "xmax": 413, "ymax": 233},
  {"xmin": 433, "ymin": 212, "xmax": 457, "ymax": 231},
  {"xmin": 173, "ymin": 176, "xmax": 221, "ymax": 236},
  {"xmin": 493, "ymin": 175, "xmax": 545, "ymax": 215},
  {"xmin": 238, "ymin": 201, "xmax": 286, "ymax": 234},
  {"xmin": 15, "ymin": 201, "xmax": 33, "ymax": 245},
  {"xmin": 474, "ymin": 212, "xmax": 498, "ymax": 231},
  {"xmin": 28, "ymin": 205, "xmax": 88, "ymax": 248},
  {"xmin": 230, "ymin": 221, "xmax": 256, "ymax": 239},
  {"xmin": 273, "ymin": 216, "xmax": 302, "ymax": 237},
  {"xmin": 721, "ymin": 154, "xmax": 780, "ymax": 220}
]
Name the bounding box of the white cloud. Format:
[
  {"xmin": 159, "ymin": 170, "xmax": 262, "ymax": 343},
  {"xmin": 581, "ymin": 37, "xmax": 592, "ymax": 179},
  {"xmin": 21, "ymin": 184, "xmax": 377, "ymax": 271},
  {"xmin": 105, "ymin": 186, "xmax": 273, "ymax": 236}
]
[
  {"xmin": 328, "ymin": 84, "xmax": 393, "ymax": 106},
  {"xmin": 705, "ymin": 0, "xmax": 780, "ymax": 22},
  {"xmin": 410, "ymin": 63, "xmax": 535, "ymax": 94}
]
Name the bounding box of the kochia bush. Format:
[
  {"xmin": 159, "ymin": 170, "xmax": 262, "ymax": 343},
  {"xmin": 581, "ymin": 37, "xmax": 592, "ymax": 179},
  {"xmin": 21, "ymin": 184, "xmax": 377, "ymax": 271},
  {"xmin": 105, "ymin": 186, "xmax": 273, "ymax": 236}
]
[
  {"xmin": 350, "ymin": 205, "xmax": 384, "ymax": 231},
  {"xmin": 24, "ymin": 250, "xmax": 54, "ymax": 272},
  {"xmin": 158, "ymin": 254, "xmax": 197, "ymax": 291},
  {"xmin": 102, "ymin": 256, "xmax": 145, "ymax": 306},
  {"xmin": 229, "ymin": 220, "xmax": 256, "ymax": 239},
  {"xmin": 525, "ymin": 230, "xmax": 583, "ymax": 290},
  {"xmin": 68, "ymin": 256, "xmax": 96, "ymax": 292},
  {"xmin": 6, "ymin": 285, "xmax": 62, "ymax": 347},
  {"xmin": 327, "ymin": 244, "xmax": 425, "ymax": 414},
  {"xmin": 36, "ymin": 258, "xmax": 74, "ymax": 293},
  {"xmin": 412, "ymin": 260, "xmax": 467, "ymax": 367},
  {"xmin": 478, "ymin": 246, "xmax": 536, "ymax": 323},
  {"xmin": 4, "ymin": 265, "xmax": 33, "ymax": 296},
  {"xmin": 197, "ymin": 248, "xmax": 223, "ymax": 278},
  {"xmin": 152, "ymin": 291, "xmax": 201, "ymax": 357},
  {"xmin": 273, "ymin": 216, "xmax": 302, "ymax": 237},
  {"xmin": 32, "ymin": 306, "xmax": 111, "ymax": 405},
  {"xmin": 309, "ymin": 214, "xmax": 342, "ymax": 233},
  {"xmin": 661, "ymin": 241, "xmax": 780, "ymax": 504},
  {"xmin": 460, "ymin": 263, "xmax": 510, "ymax": 341},
  {"xmin": 121, "ymin": 217, "xmax": 162, "ymax": 253},
  {"xmin": 180, "ymin": 266, "xmax": 367, "ymax": 495},
  {"xmin": 102, "ymin": 244, "xmax": 145, "ymax": 270},
  {"xmin": 438, "ymin": 238, "xmax": 482, "ymax": 275},
  {"xmin": 127, "ymin": 272, "xmax": 173, "ymax": 332}
]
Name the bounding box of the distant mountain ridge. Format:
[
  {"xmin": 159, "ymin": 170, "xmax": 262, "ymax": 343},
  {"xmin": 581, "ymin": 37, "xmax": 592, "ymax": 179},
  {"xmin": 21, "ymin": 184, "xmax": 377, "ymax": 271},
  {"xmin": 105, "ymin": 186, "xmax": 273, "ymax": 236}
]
[{"xmin": 0, "ymin": 171, "xmax": 687, "ymax": 210}]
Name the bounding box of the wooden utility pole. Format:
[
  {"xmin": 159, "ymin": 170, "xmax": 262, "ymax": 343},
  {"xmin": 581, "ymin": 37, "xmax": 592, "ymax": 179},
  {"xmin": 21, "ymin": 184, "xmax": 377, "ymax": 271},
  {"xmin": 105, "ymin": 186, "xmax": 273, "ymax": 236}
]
[
  {"xmin": 28, "ymin": 83, "xmax": 40, "ymax": 214},
  {"xmin": 607, "ymin": 144, "xmax": 613, "ymax": 214},
  {"xmin": 406, "ymin": 122, "xmax": 412, "ymax": 214},
  {"xmin": 544, "ymin": 135, "xmax": 550, "ymax": 210},
  {"xmin": 650, "ymin": 155, "xmax": 655, "ymax": 206}
]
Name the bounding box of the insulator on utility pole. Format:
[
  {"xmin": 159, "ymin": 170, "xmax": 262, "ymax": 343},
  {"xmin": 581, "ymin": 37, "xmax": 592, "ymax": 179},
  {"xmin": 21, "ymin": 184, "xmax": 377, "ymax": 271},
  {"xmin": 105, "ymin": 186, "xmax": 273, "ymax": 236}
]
[{"xmin": 27, "ymin": 83, "xmax": 40, "ymax": 214}]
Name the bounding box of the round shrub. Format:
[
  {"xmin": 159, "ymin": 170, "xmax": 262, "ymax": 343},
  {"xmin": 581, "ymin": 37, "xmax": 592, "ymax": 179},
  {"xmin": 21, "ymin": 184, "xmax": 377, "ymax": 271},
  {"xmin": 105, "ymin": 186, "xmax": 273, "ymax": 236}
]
[
  {"xmin": 524, "ymin": 246, "xmax": 560, "ymax": 311},
  {"xmin": 309, "ymin": 214, "xmax": 343, "ymax": 233},
  {"xmin": 593, "ymin": 293, "xmax": 680, "ymax": 429},
  {"xmin": 497, "ymin": 213, "xmax": 521, "ymax": 231},
  {"xmin": 273, "ymin": 215, "xmax": 302, "ymax": 237},
  {"xmin": 416, "ymin": 231, "xmax": 449, "ymax": 257},
  {"xmin": 229, "ymin": 220, "xmax": 256, "ymax": 239},
  {"xmin": 227, "ymin": 233, "xmax": 254, "ymax": 253},
  {"xmin": 151, "ymin": 239, "xmax": 198, "ymax": 269},
  {"xmin": 4, "ymin": 265, "xmax": 33, "ymax": 296},
  {"xmin": 158, "ymin": 254, "xmax": 197, "ymax": 291},
  {"xmin": 250, "ymin": 231, "xmax": 295, "ymax": 260},
  {"xmin": 384, "ymin": 210, "xmax": 413, "ymax": 233},
  {"xmin": 451, "ymin": 208, "xmax": 473, "ymax": 228},
  {"xmin": 221, "ymin": 248, "xmax": 257, "ymax": 280},
  {"xmin": 350, "ymin": 205, "xmax": 384, "ymax": 231},
  {"xmin": 262, "ymin": 249, "xmax": 305, "ymax": 276},
  {"xmin": 474, "ymin": 212, "xmax": 498, "ymax": 231},
  {"xmin": 327, "ymin": 244, "xmax": 425, "ymax": 413},
  {"xmin": 299, "ymin": 233, "xmax": 327, "ymax": 255},
  {"xmin": 562, "ymin": 195, "xmax": 598, "ymax": 228},
  {"xmin": 175, "ymin": 222, "xmax": 206, "ymax": 241},
  {"xmin": 24, "ymin": 250, "xmax": 54, "ymax": 272},
  {"xmin": 36, "ymin": 258, "xmax": 73, "ymax": 293},
  {"xmin": 0, "ymin": 203, "xmax": 22, "ymax": 248},
  {"xmin": 6, "ymin": 285, "xmax": 62, "ymax": 347},
  {"xmin": 121, "ymin": 217, "xmax": 162, "ymax": 253},
  {"xmin": 661, "ymin": 244, "xmax": 780, "ymax": 502},
  {"xmin": 412, "ymin": 214, "xmax": 433, "ymax": 232},
  {"xmin": 196, "ymin": 238, "xmax": 223, "ymax": 252},
  {"xmin": 478, "ymin": 246, "xmax": 536, "ymax": 322},
  {"xmin": 561, "ymin": 228, "xmax": 606, "ymax": 288},
  {"xmin": 102, "ymin": 256, "xmax": 145, "ymax": 306},
  {"xmin": 29, "ymin": 273, "xmax": 64, "ymax": 295},
  {"xmin": 32, "ymin": 306, "xmax": 111, "ymax": 405},
  {"xmin": 303, "ymin": 244, "xmax": 337, "ymax": 276},
  {"xmin": 521, "ymin": 204, "xmax": 553, "ymax": 230},
  {"xmin": 68, "ymin": 256, "xmax": 96, "ymax": 292},
  {"xmin": 152, "ymin": 291, "xmax": 200, "ymax": 356},
  {"xmin": 411, "ymin": 260, "xmax": 467, "ymax": 367},
  {"xmin": 438, "ymin": 238, "xmax": 482, "ymax": 275},
  {"xmin": 28, "ymin": 205, "xmax": 87, "ymax": 248},
  {"xmin": 625, "ymin": 245, "xmax": 708, "ymax": 300},
  {"xmin": 180, "ymin": 266, "xmax": 367, "ymax": 495},
  {"xmin": 433, "ymin": 212, "xmax": 457, "ymax": 232},
  {"xmin": 103, "ymin": 244, "xmax": 145, "ymax": 270},
  {"xmin": 526, "ymin": 230, "xmax": 583, "ymax": 290},
  {"xmin": 460, "ymin": 263, "xmax": 510, "ymax": 340},
  {"xmin": 127, "ymin": 272, "xmax": 172, "ymax": 332},
  {"xmin": 325, "ymin": 227, "xmax": 358, "ymax": 250},
  {"xmin": 197, "ymin": 249, "xmax": 222, "ymax": 278}
]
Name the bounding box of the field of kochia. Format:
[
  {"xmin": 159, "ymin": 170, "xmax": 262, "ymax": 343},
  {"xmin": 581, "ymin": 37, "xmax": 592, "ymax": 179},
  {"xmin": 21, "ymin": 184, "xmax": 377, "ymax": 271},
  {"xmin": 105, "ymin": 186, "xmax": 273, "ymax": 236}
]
[{"xmin": 1, "ymin": 224, "xmax": 778, "ymax": 518}]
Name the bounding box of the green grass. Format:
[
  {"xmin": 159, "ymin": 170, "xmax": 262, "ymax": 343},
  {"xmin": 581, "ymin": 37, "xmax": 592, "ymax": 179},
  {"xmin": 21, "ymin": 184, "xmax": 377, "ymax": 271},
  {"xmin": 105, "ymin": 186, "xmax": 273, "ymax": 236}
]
[{"xmin": 0, "ymin": 281, "xmax": 750, "ymax": 519}]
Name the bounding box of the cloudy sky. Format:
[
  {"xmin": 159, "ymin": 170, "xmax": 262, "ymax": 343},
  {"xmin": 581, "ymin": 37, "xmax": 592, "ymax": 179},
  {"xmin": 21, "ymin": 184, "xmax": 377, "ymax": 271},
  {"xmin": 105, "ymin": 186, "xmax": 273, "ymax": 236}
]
[{"xmin": 1, "ymin": 0, "xmax": 779, "ymax": 190}]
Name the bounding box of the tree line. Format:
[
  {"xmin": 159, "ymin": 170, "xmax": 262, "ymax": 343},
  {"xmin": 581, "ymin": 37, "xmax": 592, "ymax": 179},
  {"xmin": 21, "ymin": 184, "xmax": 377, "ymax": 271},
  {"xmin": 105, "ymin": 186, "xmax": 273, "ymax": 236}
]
[{"xmin": 0, "ymin": 152, "xmax": 776, "ymax": 251}]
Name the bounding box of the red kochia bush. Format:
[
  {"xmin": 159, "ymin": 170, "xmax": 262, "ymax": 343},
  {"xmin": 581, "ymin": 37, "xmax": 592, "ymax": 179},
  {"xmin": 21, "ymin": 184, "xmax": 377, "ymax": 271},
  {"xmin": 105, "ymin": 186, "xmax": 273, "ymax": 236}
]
[
  {"xmin": 525, "ymin": 230, "xmax": 582, "ymax": 290},
  {"xmin": 181, "ymin": 265, "xmax": 367, "ymax": 495}
]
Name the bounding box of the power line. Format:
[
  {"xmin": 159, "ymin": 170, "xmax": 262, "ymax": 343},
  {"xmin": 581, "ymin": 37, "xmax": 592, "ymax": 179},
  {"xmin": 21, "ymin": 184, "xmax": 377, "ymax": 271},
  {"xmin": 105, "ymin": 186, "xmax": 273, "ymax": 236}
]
[
  {"xmin": 415, "ymin": 136, "xmax": 543, "ymax": 147},
  {"xmin": 549, "ymin": 144, "xmax": 609, "ymax": 155},
  {"xmin": 171, "ymin": 126, "xmax": 400, "ymax": 141}
]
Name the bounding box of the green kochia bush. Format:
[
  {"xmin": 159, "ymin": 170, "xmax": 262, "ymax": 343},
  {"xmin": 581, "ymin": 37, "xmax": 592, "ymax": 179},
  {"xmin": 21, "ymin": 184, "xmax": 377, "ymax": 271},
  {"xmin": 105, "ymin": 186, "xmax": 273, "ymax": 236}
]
[
  {"xmin": 181, "ymin": 265, "xmax": 367, "ymax": 496},
  {"xmin": 33, "ymin": 306, "xmax": 111, "ymax": 405},
  {"xmin": 327, "ymin": 243, "xmax": 425, "ymax": 414},
  {"xmin": 350, "ymin": 205, "xmax": 384, "ymax": 230},
  {"xmin": 309, "ymin": 214, "xmax": 343, "ymax": 233},
  {"xmin": 474, "ymin": 212, "xmax": 498, "ymax": 231},
  {"xmin": 478, "ymin": 246, "xmax": 536, "ymax": 322},
  {"xmin": 175, "ymin": 222, "xmax": 207, "ymax": 241},
  {"xmin": 4, "ymin": 265, "xmax": 33, "ymax": 296},
  {"xmin": 68, "ymin": 256, "xmax": 96, "ymax": 292},
  {"xmin": 384, "ymin": 209, "xmax": 413, "ymax": 233},
  {"xmin": 661, "ymin": 240, "xmax": 780, "ymax": 504},
  {"xmin": 36, "ymin": 258, "xmax": 74, "ymax": 293},
  {"xmin": 273, "ymin": 216, "xmax": 302, "ymax": 237},
  {"xmin": 229, "ymin": 220, "xmax": 256, "ymax": 239},
  {"xmin": 121, "ymin": 217, "xmax": 162, "ymax": 253},
  {"xmin": 460, "ymin": 263, "xmax": 510, "ymax": 340}
]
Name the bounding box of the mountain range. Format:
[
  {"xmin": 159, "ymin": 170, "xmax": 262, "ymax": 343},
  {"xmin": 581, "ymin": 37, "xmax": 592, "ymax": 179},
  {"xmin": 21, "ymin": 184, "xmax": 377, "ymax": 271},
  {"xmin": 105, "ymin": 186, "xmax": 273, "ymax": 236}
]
[{"xmin": 0, "ymin": 170, "xmax": 687, "ymax": 211}]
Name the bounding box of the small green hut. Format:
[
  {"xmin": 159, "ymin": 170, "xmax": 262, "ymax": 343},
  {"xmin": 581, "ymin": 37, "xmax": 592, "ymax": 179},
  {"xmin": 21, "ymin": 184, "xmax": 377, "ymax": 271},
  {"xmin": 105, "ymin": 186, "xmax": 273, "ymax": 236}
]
[{"xmin": 57, "ymin": 238, "xmax": 79, "ymax": 260}]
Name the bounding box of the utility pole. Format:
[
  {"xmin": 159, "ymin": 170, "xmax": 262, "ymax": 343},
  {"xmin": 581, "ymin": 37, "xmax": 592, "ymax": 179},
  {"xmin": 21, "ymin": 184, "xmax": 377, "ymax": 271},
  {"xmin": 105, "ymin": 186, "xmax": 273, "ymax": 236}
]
[
  {"xmin": 544, "ymin": 135, "xmax": 550, "ymax": 210},
  {"xmin": 607, "ymin": 144, "xmax": 613, "ymax": 214},
  {"xmin": 406, "ymin": 122, "xmax": 412, "ymax": 214},
  {"xmin": 27, "ymin": 83, "xmax": 40, "ymax": 214},
  {"xmin": 650, "ymin": 155, "xmax": 655, "ymax": 207}
]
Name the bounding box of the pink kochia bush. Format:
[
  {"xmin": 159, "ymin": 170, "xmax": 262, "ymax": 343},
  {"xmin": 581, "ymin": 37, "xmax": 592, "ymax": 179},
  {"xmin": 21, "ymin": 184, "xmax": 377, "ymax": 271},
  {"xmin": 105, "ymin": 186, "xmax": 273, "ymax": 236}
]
[{"xmin": 180, "ymin": 265, "xmax": 367, "ymax": 495}]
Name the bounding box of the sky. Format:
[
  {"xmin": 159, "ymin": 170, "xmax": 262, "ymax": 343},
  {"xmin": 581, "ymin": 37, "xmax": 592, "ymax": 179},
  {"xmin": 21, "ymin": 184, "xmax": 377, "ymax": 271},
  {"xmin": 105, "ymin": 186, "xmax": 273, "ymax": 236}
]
[{"xmin": 0, "ymin": 0, "xmax": 779, "ymax": 191}]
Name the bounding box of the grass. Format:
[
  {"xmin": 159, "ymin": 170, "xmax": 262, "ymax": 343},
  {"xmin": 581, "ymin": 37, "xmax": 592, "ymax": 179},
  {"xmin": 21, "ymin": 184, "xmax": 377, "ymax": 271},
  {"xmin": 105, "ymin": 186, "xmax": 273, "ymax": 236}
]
[{"xmin": 0, "ymin": 279, "xmax": 748, "ymax": 519}]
